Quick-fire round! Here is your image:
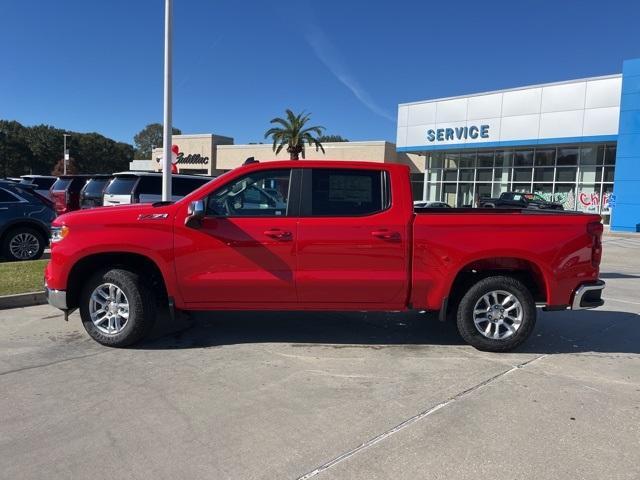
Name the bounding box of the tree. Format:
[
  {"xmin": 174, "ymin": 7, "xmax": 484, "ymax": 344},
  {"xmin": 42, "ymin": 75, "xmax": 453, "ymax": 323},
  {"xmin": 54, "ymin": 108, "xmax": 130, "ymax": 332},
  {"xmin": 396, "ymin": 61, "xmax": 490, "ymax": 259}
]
[
  {"xmin": 318, "ymin": 134, "xmax": 349, "ymax": 143},
  {"xmin": 133, "ymin": 123, "xmax": 182, "ymax": 159},
  {"xmin": 264, "ymin": 110, "xmax": 325, "ymax": 160},
  {"xmin": 51, "ymin": 157, "xmax": 79, "ymax": 175}
]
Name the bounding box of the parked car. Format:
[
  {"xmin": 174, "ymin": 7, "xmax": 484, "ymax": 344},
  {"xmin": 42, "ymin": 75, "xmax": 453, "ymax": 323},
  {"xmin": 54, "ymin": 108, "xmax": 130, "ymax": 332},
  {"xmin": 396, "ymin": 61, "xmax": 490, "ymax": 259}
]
[
  {"xmin": 0, "ymin": 180, "xmax": 56, "ymax": 261},
  {"xmin": 479, "ymin": 192, "xmax": 564, "ymax": 210},
  {"xmin": 20, "ymin": 175, "xmax": 57, "ymax": 201},
  {"xmin": 45, "ymin": 160, "xmax": 605, "ymax": 351},
  {"xmin": 80, "ymin": 175, "xmax": 112, "ymax": 209},
  {"xmin": 50, "ymin": 175, "xmax": 89, "ymax": 215},
  {"xmin": 102, "ymin": 172, "xmax": 212, "ymax": 206},
  {"xmin": 413, "ymin": 200, "xmax": 451, "ymax": 208}
]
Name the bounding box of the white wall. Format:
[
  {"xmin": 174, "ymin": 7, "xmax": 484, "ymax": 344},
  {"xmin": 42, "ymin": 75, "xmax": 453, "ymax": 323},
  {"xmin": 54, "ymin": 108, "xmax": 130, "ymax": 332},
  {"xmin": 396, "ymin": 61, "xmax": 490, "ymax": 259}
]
[{"xmin": 397, "ymin": 75, "xmax": 622, "ymax": 150}]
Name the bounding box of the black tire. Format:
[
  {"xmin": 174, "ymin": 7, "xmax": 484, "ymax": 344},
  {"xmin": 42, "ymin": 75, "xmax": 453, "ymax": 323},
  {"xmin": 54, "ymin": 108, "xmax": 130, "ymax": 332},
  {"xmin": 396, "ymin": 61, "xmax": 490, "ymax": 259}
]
[
  {"xmin": 2, "ymin": 226, "xmax": 45, "ymax": 261},
  {"xmin": 456, "ymin": 275, "xmax": 536, "ymax": 352},
  {"xmin": 79, "ymin": 268, "xmax": 156, "ymax": 347}
]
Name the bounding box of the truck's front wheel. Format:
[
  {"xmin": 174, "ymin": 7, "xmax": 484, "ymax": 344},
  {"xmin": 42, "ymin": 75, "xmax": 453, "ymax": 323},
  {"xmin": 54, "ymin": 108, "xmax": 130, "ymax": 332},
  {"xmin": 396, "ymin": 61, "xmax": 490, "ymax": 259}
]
[
  {"xmin": 79, "ymin": 269, "xmax": 156, "ymax": 347},
  {"xmin": 456, "ymin": 276, "xmax": 536, "ymax": 352}
]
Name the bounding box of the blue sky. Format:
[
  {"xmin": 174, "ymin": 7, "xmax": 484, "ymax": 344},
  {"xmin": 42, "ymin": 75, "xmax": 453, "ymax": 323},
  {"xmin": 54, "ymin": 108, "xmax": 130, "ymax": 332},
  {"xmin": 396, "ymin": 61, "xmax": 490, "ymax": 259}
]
[{"xmin": 2, "ymin": 0, "xmax": 639, "ymax": 145}]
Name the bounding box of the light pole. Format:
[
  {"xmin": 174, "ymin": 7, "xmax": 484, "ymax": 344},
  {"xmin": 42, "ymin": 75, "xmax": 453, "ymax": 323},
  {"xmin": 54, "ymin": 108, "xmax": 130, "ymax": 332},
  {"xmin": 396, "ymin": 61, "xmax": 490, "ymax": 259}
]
[
  {"xmin": 161, "ymin": 0, "xmax": 173, "ymax": 201},
  {"xmin": 63, "ymin": 134, "xmax": 71, "ymax": 174}
]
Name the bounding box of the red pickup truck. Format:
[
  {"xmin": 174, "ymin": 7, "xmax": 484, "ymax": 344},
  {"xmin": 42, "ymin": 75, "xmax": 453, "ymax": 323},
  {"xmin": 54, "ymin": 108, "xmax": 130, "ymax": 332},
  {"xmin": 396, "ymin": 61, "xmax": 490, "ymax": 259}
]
[{"xmin": 45, "ymin": 160, "xmax": 605, "ymax": 351}]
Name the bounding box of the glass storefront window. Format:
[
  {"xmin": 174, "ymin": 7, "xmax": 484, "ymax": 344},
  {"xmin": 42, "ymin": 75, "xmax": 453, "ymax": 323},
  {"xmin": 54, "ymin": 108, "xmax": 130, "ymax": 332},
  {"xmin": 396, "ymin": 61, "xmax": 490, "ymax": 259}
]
[
  {"xmin": 494, "ymin": 167, "xmax": 511, "ymax": 183},
  {"xmin": 604, "ymin": 145, "xmax": 616, "ymax": 165},
  {"xmin": 602, "ymin": 184, "xmax": 613, "ymax": 215},
  {"xmin": 476, "ymin": 183, "xmax": 492, "ymax": 201},
  {"xmin": 534, "ymin": 168, "xmax": 554, "ymax": 182},
  {"xmin": 443, "ymin": 184, "xmax": 456, "ymax": 207},
  {"xmin": 457, "ymin": 183, "xmax": 474, "ymax": 207},
  {"xmin": 426, "ymin": 182, "xmax": 441, "ymax": 202},
  {"xmin": 554, "ymin": 184, "xmax": 576, "ymax": 210},
  {"xmin": 443, "ymin": 169, "xmax": 457, "ymax": 182},
  {"xmin": 535, "ymin": 149, "xmax": 555, "ymax": 166},
  {"xmin": 579, "ymin": 165, "xmax": 598, "ymax": 184},
  {"xmin": 603, "ymin": 167, "xmax": 615, "ymax": 183},
  {"xmin": 477, "ymin": 152, "xmax": 494, "ymax": 167},
  {"xmin": 459, "ymin": 152, "xmax": 476, "ymax": 168},
  {"xmin": 429, "ymin": 153, "xmax": 444, "ymax": 169},
  {"xmin": 512, "ymin": 183, "xmax": 530, "ymax": 192},
  {"xmin": 495, "ymin": 150, "xmax": 513, "ymax": 167},
  {"xmin": 420, "ymin": 143, "xmax": 615, "ymax": 223},
  {"xmin": 580, "ymin": 146, "xmax": 598, "ymax": 165},
  {"xmin": 476, "ymin": 169, "xmax": 492, "ymax": 182},
  {"xmin": 428, "ymin": 168, "xmax": 443, "ymax": 183},
  {"xmin": 514, "ymin": 150, "xmax": 534, "ymax": 166},
  {"xmin": 493, "ymin": 183, "xmax": 508, "ymax": 197},
  {"xmin": 444, "ymin": 153, "xmax": 460, "ymax": 169},
  {"xmin": 533, "ymin": 184, "xmax": 554, "ymax": 200},
  {"xmin": 557, "ymin": 147, "xmax": 579, "ymax": 165},
  {"xmin": 513, "ymin": 168, "xmax": 532, "ymax": 182},
  {"xmin": 459, "ymin": 169, "xmax": 474, "ymax": 181},
  {"xmin": 556, "ymin": 167, "xmax": 576, "ymax": 182},
  {"xmin": 577, "ymin": 184, "xmax": 600, "ymax": 213}
]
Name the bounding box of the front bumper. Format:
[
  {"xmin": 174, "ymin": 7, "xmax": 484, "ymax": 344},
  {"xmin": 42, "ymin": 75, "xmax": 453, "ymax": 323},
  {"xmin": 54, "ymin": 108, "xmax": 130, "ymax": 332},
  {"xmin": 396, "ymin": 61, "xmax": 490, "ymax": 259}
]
[
  {"xmin": 45, "ymin": 286, "xmax": 68, "ymax": 310},
  {"xmin": 571, "ymin": 280, "xmax": 605, "ymax": 310}
]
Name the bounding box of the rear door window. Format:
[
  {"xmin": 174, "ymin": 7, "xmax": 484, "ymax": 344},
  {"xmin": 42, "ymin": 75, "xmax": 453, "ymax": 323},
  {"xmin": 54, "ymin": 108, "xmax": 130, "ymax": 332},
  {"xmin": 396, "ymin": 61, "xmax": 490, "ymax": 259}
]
[
  {"xmin": 51, "ymin": 178, "xmax": 72, "ymax": 191},
  {"xmin": 105, "ymin": 177, "xmax": 138, "ymax": 195},
  {"xmin": 305, "ymin": 169, "xmax": 387, "ymax": 216}
]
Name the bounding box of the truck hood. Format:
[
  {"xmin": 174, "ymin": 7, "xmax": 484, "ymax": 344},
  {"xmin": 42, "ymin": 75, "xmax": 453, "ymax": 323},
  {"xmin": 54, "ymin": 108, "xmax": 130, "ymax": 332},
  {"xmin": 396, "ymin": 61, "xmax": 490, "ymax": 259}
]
[{"xmin": 52, "ymin": 203, "xmax": 178, "ymax": 227}]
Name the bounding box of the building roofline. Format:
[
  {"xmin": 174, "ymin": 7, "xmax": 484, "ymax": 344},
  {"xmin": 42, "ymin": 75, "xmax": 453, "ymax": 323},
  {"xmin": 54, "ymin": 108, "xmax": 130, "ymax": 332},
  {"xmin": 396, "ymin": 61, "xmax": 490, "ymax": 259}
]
[
  {"xmin": 398, "ymin": 73, "xmax": 622, "ymax": 107},
  {"xmin": 217, "ymin": 140, "xmax": 392, "ymax": 149}
]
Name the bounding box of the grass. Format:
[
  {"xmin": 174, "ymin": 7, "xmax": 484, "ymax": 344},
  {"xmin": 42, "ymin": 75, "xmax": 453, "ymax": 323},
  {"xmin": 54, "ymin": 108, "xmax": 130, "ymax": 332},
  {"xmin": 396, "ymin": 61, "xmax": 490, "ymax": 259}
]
[{"xmin": 0, "ymin": 259, "xmax": 48, "ymax": 296}]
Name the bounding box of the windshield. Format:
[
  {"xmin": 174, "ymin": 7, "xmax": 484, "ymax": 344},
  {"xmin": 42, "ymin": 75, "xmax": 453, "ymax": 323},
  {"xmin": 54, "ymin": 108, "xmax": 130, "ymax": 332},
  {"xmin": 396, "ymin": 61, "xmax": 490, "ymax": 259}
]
[{"xmin": 104, "ymin": 177, "xmax": 138, "ymax": 195}]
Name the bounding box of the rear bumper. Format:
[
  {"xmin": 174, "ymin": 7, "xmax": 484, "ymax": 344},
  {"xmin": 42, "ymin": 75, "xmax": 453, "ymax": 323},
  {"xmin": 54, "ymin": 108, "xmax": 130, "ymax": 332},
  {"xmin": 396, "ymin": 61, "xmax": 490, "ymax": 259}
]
[
  {"xmin": 45, "ymin": 286, "xmax": 68, "ymax": 310},
  {"xmin": 571, "ymin": 280, "xmax": 605, "ymax": 310}
]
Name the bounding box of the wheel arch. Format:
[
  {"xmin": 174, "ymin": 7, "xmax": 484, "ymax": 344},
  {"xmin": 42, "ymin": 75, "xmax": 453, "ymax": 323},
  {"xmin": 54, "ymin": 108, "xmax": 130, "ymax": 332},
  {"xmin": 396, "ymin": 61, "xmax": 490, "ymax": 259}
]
[
  {"xmin": 66, "ymin": 252, "xmax": 168, "ymax": 310},
  {"xmin": 447, "ymin": 256, "xmax": 548, "ymax": 310}
]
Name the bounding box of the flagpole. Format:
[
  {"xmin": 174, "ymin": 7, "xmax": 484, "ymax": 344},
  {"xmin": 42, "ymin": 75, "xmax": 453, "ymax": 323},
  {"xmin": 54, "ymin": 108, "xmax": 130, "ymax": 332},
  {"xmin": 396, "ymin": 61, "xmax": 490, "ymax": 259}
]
[{"xmin": 162, "ymin": 0, "xmax": 173, "ymax": 201}]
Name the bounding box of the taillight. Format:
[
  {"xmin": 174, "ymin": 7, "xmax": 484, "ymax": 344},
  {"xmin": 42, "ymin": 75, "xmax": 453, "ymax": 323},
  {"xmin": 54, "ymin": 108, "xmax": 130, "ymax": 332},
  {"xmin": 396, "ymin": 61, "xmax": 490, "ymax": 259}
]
[{"xmin": 587, "ymin": 221, "xmax": 603, "ymax": 268}]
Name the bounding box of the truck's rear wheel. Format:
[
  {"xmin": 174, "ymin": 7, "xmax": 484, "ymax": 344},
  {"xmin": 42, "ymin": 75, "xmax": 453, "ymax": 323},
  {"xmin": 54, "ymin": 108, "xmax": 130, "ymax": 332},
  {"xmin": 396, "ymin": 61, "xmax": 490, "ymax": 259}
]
[
  {"xmin": 456, "ymin": 276, "xmax": 536, "ymax": 352},
  {"xmin": 79, "ymin": 269, "xmax": 156, "ymax": 347}
]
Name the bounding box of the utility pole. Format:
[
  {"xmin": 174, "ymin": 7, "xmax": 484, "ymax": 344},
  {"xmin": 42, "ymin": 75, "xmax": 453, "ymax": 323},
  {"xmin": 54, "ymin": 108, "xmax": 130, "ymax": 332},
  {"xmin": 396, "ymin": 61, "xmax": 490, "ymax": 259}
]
[
  {"xmin": 161, "ymin": 0, "xmax": 173, "ymax": 201},
  {"xmin": 63, "ymin": 134, "xmax": 71, "ymax": 175}
]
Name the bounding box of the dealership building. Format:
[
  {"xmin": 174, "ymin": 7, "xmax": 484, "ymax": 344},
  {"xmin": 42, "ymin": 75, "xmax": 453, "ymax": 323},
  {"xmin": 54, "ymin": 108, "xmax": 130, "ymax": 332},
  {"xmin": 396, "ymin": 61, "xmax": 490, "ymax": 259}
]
[
  {"xmin": 132, "ymin": 58, "xmax": 639, "ymax": 232},
  {"xmin": 397, "ymin": 58, "xmax": 640, "ymax": 232}
]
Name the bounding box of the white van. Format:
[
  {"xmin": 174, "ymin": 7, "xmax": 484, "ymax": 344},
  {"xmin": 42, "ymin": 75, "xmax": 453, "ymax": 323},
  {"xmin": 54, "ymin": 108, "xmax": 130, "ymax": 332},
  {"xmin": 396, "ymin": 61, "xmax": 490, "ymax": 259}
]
[{"xmin": 103, "ymin": 172, "xmax": 212, "ymax": 206}]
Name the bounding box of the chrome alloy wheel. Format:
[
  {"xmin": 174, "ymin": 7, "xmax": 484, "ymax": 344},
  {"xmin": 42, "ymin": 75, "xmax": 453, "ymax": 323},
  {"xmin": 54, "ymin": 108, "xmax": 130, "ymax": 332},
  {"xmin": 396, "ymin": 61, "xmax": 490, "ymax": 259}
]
[
  {"xmin": 473, "ymin": 290, "xmax": 523, "ymax": 340},
  {"xmin": 89, "ymin": 283, "xmax": 130, "ymax": 335},
  {"xmin": 9, "ymin": 232, "xmax": 40, "ymax": 260}
]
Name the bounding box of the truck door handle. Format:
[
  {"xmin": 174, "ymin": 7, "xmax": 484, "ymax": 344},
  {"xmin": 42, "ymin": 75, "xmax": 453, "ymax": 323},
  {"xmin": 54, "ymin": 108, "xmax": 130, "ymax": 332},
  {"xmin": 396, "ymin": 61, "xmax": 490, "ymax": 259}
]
[
  {"xmin": 371, "ymin": 229, "xmax": 400, "ymax": 240},
  {"xmin": 263, "ymin": 229, "xmax": 292, "ymax": 240}
]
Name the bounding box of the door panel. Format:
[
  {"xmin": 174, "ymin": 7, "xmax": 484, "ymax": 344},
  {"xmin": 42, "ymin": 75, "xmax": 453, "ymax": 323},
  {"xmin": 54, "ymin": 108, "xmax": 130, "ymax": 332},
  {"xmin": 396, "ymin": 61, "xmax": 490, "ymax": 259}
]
[
  {"xmin": 174, "ymin": 168, "xmax": 297, "ymax": 304},
  {"xmin": 175, "ymin": 217, "xmax": 298, "ymax": 303},
  {"xmin": 296, "ymin": 168, "xmax": 409, "ymax": 305}
]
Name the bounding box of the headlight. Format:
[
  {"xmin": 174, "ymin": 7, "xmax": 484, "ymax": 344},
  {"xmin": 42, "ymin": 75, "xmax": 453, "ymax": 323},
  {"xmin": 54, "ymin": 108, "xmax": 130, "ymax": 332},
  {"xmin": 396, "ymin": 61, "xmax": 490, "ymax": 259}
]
[{"xmin": 51, "ymin": 225, "xmax": 69, "ymax": 243}]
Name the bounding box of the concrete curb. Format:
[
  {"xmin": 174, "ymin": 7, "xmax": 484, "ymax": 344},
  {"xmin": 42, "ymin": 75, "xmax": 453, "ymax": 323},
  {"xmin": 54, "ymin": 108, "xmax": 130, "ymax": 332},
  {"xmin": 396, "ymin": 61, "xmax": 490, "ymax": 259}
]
[{"xmin": 0, "ymin": 291, "xmax": 47, "ymax": 310}]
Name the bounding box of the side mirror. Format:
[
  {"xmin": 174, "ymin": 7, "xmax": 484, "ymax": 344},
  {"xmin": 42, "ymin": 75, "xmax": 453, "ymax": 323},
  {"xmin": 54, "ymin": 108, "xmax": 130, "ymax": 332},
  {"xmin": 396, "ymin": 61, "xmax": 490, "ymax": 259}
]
[{"xmin": 185, "ymin": 199, "xmax": 206, "ymax": 228}]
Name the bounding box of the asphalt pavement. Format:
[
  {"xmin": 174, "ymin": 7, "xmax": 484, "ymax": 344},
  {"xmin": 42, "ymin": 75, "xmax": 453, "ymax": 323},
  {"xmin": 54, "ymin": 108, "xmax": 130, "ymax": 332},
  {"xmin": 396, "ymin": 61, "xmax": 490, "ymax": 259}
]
[{"xmin": 0, "ymin": 236, "xmax": 638, "ymax": 479}]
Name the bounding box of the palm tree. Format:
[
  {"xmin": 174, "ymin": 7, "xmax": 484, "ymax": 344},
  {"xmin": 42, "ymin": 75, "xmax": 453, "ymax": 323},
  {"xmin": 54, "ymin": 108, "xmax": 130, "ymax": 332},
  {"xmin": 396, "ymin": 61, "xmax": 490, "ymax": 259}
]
[{"xmin": 264, "ymin": 109, "xmax": 326, "ymax": 160}]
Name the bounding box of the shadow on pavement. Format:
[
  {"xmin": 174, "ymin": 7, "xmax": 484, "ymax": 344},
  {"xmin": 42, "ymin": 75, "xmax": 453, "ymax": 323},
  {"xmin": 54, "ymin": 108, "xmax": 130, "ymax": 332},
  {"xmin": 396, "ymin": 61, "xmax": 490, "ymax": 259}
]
[
  {"xmin": 600, "ymin": 272, "xmax": 640, "ymax": 279},
  {"xmin": 136, "ymin": 308, "xmax": 639, "ymax": 356}
]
